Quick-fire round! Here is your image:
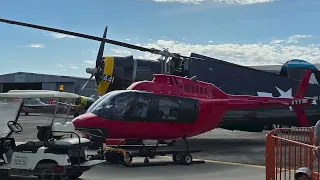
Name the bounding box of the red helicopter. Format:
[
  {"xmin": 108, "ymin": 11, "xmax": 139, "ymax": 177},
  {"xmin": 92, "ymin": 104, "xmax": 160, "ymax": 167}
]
[
  {"xmin": 72, "ymin": 69, "xmax": 315, "ymax": 142},
  {"xmin": 0, "ymin": 18, "xmax": 318, "ymax": 165}
]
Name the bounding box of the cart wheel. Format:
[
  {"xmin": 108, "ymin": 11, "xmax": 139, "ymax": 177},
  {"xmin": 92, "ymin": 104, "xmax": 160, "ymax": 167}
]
[
  {"xmin": 123, "ymin": 152, "xmax": 133, "ymax": 167},
  {"xmin": 37, "ymin": 162, "xmax": 66, "ymax": 180},
  {"xmin": 172, "ymin": 153, "xmax": 182, "ymax": 164},
  {"xmin": 181, "ymin": 153, "xmax": 193, "ymax": 165},
  {"xmin": 148, "ymin": 147, "xmax": 156, "ymax": 158},
  {"xmin": 67, "ymin": 170, "xmax": 83, "ymax": 179}
]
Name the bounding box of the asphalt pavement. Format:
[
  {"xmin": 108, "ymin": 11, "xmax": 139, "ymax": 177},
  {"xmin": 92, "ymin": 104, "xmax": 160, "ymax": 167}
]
[{"xmin": 8, "ymin": 113, "xmax": 267, "ymax": 180}]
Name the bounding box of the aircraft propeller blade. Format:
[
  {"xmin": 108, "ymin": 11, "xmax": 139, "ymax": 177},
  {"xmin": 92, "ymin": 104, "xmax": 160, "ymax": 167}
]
[
  {"xmin": 81, "ymin": 25, "xmax": 108, "ymax": 90},
  {"xmin": 80, "ymin": 74, "xmax": 93, "ymax": 91},
  {"xmin": 96, "ymin": 25, "xmax": 108, "ymax": 67}
]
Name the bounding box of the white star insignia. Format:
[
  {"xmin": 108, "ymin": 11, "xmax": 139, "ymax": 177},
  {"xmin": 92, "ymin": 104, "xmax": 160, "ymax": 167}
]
[
  {"xmin": 257, "ymin": 86, "xmax": 318, "ymax": 112},
  {"xmin": 275, "ymin": 87, "xmax": 293, "ymax": 111}
]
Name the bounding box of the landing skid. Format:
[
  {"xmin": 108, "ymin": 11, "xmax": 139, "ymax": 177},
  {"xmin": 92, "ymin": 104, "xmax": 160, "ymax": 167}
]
[{"xmin": 93, "ymin": 138, "xmax": 204, "ymax": 167}]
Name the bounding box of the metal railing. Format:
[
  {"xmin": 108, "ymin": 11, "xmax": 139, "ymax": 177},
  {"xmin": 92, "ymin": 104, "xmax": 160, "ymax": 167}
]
[{"xmin": 266, "ymin": 127, "xmax": 320, "ymax": 180}]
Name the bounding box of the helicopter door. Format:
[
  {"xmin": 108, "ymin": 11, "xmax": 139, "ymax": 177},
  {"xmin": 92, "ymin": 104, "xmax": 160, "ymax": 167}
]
[{"xmin": 147, "ymin": 95, "xmax": 181, "ymax": 139}]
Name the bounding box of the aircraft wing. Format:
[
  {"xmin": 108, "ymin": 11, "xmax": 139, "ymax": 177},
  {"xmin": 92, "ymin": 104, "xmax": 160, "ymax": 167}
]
[
  {"xmin": 0, "ymin": 90, "xmax": 81, "ymax": 99},
  {"xmin": 56, "ymin": 101, "xmax": 77, "ymax": 108}
]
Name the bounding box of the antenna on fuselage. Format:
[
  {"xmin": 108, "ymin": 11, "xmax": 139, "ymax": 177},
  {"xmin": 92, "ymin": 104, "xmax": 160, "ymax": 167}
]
[{"xmin": 190, "ymin": 75, "xmax": 197, "ymax": 82}]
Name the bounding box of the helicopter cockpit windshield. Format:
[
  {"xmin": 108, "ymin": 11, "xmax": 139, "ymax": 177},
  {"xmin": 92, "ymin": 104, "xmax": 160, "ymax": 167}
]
[
  {"xmin": 87, "ymin": 90, "xmax": 137, "ymax": 120},
  {"xmin": 0, "ymin": 98, "xmax": 23, "ymax": 138}
]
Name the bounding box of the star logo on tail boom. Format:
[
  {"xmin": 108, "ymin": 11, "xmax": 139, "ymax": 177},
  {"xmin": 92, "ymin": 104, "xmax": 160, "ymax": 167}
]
[{"xmin": 257, "ymin": 86, "xmax": 317, "ymax": 111}]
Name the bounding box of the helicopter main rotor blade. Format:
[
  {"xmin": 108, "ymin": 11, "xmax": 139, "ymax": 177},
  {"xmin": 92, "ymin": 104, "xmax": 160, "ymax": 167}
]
[{"xmin": 0, "ymin": 18, "xmax": 161, "ymax": 54}]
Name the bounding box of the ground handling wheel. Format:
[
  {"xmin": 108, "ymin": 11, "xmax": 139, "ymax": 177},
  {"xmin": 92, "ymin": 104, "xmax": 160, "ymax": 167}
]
[
  {"xmin": 148, "ymin": 147, "xmax": 156, "ymax": 158},
  {"xmin": 173, "ymin": 152, "xmax": 193, "ymax": 165},
  {"xmin": 172, "ymin": 152, "xmax": 183, "ymax": 165},
  {"xmin": 181, "ymin": 153, "xmax": 193, "ymax": 165}
]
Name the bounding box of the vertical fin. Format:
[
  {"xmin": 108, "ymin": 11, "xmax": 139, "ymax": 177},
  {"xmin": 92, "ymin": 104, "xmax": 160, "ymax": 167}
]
[
  {"xmin": 292, "ymin": 69, "xmax": 313, "ymax": 126},
  {"xmin": 294, "ymin": 69, "xmax": 312, "ymax": 98},
  {"xmin": 293, "ymin": 106, "xmax": 309, "ymax": 126}
]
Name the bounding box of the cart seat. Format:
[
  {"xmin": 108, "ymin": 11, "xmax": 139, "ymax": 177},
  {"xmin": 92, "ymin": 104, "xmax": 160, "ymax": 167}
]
[
  {"xmin": 16, "ymin": 123, "xmax": 91, "ymax": 153},
  {"xmin": 15, "ymin": 141, "xmax": 48, "ymax": 152},
  {"xmin": 51, "ymin": 138, "xmax": 91, "ymax": 148},
  {"xmin": 15, "ymin": 138, "xmax": 91, "ymax": 152},
  {"xmin": 50, "ymin": 122, "xmax": 91, "ymax": 148}
]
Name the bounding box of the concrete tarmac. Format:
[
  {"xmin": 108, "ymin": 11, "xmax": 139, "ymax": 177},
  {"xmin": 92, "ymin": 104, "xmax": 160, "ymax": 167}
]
[{"xmin": 8, "ymin": 113, "xmax": 267, "ymax": 179}]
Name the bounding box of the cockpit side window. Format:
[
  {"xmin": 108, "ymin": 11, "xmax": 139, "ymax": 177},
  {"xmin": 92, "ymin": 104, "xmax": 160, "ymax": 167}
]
[
  {"xmin": 94, "ymin": 92, "xmax": 135, "ymax": 120},
  {"xmin": 87, "ymin": 91, "xmax": 117, "ymax": 113},
  {"xmin": 127, "ymin": 95, "xmax": 151, "ymax": 121}
]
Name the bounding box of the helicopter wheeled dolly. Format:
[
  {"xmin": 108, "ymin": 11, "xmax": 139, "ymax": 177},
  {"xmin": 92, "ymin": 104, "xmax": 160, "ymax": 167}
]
[{"xmin": 91, "ymin": 138, "xmax": 205, "ymax": 167}]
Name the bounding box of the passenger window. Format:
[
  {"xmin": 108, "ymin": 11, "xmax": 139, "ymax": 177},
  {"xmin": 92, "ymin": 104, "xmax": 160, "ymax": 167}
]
[
  {"xmin": 156, "ymin": 98, "xmax": 180, "ymax": 121},
  {"xmin": 129, "ymin": 96, "xmax": 150, "ymax": 119}
]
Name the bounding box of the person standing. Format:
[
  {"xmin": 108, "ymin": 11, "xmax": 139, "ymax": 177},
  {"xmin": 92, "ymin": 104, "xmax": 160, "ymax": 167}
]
[
  {"xmin": 313, "ymin": 120, "xmax": 320, "ymax": 159},
  {"xmin": 294, "ymin": 167, "xmax": 312, "ymax": 180}
]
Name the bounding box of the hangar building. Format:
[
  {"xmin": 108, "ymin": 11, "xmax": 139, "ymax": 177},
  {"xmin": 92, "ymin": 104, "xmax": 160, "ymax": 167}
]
[{"xmin": 0, "ymin": 72, "xmax": 97, "ymax": 97}]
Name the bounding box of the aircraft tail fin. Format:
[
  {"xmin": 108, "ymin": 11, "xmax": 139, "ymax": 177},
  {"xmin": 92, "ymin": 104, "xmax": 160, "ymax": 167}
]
[
  {"xmin": 291, "ymin": 69, "xmax": 317, "ymax": 126},
  {"xmin": 294, "ymin": 69, "xmax": 312, "ymax": 98}
]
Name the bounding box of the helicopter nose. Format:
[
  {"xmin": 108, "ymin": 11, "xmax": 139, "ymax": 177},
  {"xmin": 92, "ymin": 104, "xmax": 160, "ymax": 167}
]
[
  {"xmin": 72, "ymin": 113, "xmax": 109, "ymax": 145},
  {"xmin": 72, "ymin": 113, "xmax": 96, "ymax": 127}
]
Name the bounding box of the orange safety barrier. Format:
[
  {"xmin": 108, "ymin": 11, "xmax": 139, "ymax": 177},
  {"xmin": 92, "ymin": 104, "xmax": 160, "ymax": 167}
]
[{"xmin": 266, "ymin": 127, "xmax": 320, "ymax": 180}]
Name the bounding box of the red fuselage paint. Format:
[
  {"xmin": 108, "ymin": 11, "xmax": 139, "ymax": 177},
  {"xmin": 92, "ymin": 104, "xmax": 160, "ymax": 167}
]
[{"xmin": 72, "ymin": 70, "xmax": 313, "ymax": 140}]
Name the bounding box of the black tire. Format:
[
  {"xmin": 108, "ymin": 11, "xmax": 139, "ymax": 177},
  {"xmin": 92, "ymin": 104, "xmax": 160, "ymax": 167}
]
[
  {"xmin": 36, "ymin": 162, "xmax": 66, "ymax": 180},
  {"xmin": 25, "ymin": 112, "xmax": 29, "ymax": 115},
  {"xmin": 181, "ymin": 153, "xmax": 193, "ymax": 165},
  {"xmin": 67, "ymin": 170, "xmax": 83, "ymax": 179},
  {"xmin": 172, "ymin": 153, "xmax": 182, "ymax": 164},
  {"xmin": 148, "ymin": 147, "xmax": 156, "ymax": 158}
]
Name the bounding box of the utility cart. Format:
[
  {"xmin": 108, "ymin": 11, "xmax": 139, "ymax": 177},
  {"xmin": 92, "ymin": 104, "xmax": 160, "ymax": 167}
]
[{"xmin": 0, "ymin": 90, "xmax": 106, "ymax": 180}]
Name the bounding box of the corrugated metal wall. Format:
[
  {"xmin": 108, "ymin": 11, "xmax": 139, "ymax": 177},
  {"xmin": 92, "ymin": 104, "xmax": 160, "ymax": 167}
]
[{"xmin": 0, "ymin": 72, "xmax": 97, "ymax": 96}]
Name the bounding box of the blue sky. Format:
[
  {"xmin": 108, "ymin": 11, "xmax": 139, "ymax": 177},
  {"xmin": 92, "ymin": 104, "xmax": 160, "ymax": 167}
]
[{"xmin": 0, "ymin": 0, "xmax": 320, "ymax": 77}]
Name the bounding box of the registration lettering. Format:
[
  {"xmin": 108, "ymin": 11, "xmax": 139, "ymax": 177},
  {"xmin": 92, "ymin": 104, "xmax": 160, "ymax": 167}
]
[{"xmin": 13, "ymin": 154, "xmax": 28, "ymax": 167}]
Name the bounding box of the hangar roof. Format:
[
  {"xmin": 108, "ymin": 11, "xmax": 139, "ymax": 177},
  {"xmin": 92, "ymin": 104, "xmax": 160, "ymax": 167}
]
[{"xmin": 0, "ymin": 72, "xmax": 95, "ymax": 83}]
